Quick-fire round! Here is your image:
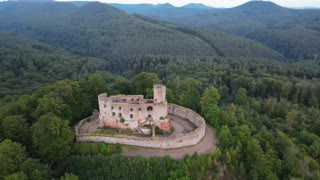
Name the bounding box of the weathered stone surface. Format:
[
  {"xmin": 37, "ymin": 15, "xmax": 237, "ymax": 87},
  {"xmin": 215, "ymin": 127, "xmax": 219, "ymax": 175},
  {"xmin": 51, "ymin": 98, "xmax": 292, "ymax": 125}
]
[{"xmin": 98, "ymin": 84, "xmax": 170, "ymax": 131}]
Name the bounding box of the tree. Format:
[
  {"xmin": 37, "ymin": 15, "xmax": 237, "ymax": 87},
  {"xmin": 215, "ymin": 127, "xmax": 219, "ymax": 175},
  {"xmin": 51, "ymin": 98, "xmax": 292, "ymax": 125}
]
[
  {"xmin": 235, "ymin": 88, "xmax": 247, "ymax": 105},
  {"xmin": 86, "ymin": 74, "xmax": 109, "ymax": 97},
  {"xmin": 200, "ymin": 86, "xmax": 221, "ymax": 115},
  {"xmin": 166, "ymin": 88, "xmax": 175, "ymax": 103},
  {"xmin": 0, "ymin": 95, "xmax": 36, "ymax": 123},
  {"xmin": 179, "ymin": 78, "xmax": 200, "ymax": 112},
  {"xmin": 33, "ymin": 94, "xmax": 72, "ymax": 121},
  {"xmin": 100, "ymin": 143, "xmax": 108, "ymax": 154},
  {"xmin": 5, "ymin": 172, "xmax": 28, "ymax": 180},
  {"xmin": 112, "ymin": 77, "xmax": 130, "ymax": 94},
  {"xmin": 131, "ymin": 72, "xmax": 161, "ymax": 96},
  {"xmin": 60, "ymin": 173, "xmax": 79, "ymax": 180},
  {"xmin": 0, "ymin": 139, "xmax": 27, "ymax": 178},
  {"xmin": 31, "ymin": 113, "xmax": 74, "ymax": 163},
  {"xmin": 20, "ymin": 158, "xmax": 50, "ymax": 180},
  {"xmin": 286, "ymin": 110, "xmax": 299, "ymax": 129},
  {"xmin": 218, "ymin": 126, "xmax": 233, "ymax": 148},
  {"xmin": 80, "ymin": 73, "xmax": 109, "ymax": 109},
  {"xmin": 1, "ymin": 115, "xmax": 30, "ymax": 145},
  {"xmin": 49, "ymin": 80, "xmax": 92, "ymax": 121}
]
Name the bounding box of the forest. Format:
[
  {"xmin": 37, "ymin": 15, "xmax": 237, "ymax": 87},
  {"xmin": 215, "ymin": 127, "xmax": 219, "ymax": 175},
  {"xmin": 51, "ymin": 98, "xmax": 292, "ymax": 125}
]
[
  {"xmin": 0, "ymin": 1, "xmax": 320, "ymax": 180},
  {"xmin": 115, "ymin": 1, "xmax": 320, "ymax": 60}
]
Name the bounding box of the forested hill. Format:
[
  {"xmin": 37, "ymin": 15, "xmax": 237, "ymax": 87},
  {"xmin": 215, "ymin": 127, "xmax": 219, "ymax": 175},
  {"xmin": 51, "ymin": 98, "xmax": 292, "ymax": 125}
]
[
  {"xmin": 0, "ymin": 32, "xmax": 108, "ymax": 98},
  {"xmin": 114, "ymin": 1, "xmax": 320, "ymax": 60},
  {"xmin": 134, "ymin": 15, "xmax": 284, "ymax": 59},
  {"xmin": 181, "ymin": 3, "xmax": 213, "ymax": 9},
  {"xmin": 0, "ymin": 1, "xmax": 77, "ymax": 16},
  {"xmin": 0, "ymin": 1, "xmax": 283, "ymax": 61}
]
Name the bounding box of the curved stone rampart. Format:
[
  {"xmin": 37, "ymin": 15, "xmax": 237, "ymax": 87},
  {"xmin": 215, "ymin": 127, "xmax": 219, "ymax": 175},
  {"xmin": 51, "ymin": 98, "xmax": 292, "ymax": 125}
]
[
  {"xmin": 75, "ymin": 114, "xmax": 99, "ymax": 135},
  {"xmin": 75, "ymin": 104, "xmax": 206, "ymax": 149}
]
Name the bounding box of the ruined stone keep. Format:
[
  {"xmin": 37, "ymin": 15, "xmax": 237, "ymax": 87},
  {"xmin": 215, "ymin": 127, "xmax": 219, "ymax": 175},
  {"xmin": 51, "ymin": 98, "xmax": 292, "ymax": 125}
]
[{"xmin": 98, "ymin": 84, "xmax": 170, "ymax": 134}]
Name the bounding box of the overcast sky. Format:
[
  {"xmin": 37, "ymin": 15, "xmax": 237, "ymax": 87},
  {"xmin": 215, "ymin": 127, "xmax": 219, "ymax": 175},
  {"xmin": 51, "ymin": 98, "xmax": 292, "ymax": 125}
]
[
  {"xmin": 96, "ymin": 0, "xmax": 320, "ymax": 8},
  {"xmin": 1, "ymin": 0, "xmax": 319, "ymax": 8}
]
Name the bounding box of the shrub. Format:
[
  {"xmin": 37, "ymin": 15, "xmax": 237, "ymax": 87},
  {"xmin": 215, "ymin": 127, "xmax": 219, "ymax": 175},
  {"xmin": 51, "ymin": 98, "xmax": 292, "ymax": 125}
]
[
  {"xmin": 120, "ymin": 118, "xmax": 125, "ymax": 123},
  {"xmin": 72, "ymin": 142, "xmax": 121, "ymax": 156},
  {"xmin": 155, "ymin": 127, "xmax": 164, "ymax": 135}
]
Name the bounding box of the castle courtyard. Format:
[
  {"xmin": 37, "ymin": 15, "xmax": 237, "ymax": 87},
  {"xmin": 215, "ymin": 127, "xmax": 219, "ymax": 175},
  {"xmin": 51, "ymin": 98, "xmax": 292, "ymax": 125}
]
[{"xmin": 77, "ymin": 114, "xmax": 217, "ymax": 159}]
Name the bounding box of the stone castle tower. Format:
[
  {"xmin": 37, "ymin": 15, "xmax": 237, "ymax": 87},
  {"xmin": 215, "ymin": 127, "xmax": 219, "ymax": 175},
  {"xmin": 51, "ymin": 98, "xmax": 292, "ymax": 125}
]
[{"xmin": 153, "ymin": 84, "xmax": 166, "ymax": 104}]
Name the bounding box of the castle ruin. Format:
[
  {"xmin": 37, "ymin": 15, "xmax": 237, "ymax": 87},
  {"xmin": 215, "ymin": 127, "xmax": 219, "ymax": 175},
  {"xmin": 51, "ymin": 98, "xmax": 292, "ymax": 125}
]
[{"xmin": 98, "ymin": 84, "xmax": 170, "ymax": 136}]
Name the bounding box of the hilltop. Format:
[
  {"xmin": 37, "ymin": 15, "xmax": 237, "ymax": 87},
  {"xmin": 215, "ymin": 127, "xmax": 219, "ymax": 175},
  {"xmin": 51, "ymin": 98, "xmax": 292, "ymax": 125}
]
[
  {"xmin": 181, "ymin": 3, "xmax": 213, "ymax": 9},
  {"xmin": 115, "ymin": 1, "xmax": 320, "ymax": 59},
  {"xmin": 0, "ymin": 1, "xmax": 283, "ymax": 63}
]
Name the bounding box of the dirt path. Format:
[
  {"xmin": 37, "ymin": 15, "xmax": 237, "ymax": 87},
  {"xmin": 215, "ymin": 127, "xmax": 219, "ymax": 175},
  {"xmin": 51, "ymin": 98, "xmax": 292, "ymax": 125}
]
[{"xmin": 121, "ymin": 124, "xmax": 217, "ymax": 159}]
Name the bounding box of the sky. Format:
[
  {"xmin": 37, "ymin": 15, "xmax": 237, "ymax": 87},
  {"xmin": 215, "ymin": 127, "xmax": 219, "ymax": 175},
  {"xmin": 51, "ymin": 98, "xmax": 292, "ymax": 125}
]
[
  {"xmin": 98, "ymin": 0, "xmax": 320, "ymax": 8},
  {"xmin": 1, "ymin": 0, "xmax": 320, "ymax": 8}
]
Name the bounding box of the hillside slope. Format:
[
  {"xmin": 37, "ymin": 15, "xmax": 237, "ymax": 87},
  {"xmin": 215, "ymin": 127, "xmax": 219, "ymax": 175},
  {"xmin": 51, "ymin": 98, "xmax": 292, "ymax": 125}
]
[
  {"xmin": 0, "ymin": 2, "xmax": 217, "ymax": 59},
  {"xmin": 0, "ymin": 1, "xmax": 283, "ymax": 61},
  {"xmin": 135, "ymin": 15, "xmax": 284, "ymax": 59},
  {"xmin": 115, "ymin": 1, "xmax": 320, "ymax": 59},
  {"xmin": 0, "ymin": 32, "xmax": 107, "ymax": 97}
]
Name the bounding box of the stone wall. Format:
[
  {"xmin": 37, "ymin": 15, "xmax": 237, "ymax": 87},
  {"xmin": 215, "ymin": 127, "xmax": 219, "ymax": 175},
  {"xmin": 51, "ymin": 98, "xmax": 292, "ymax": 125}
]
[
  {"xmin": 75, "ymin": 104, "xmax": 206, "ymax": 149},
  {"xmin": 98, "ymin": 92, "xmax": 168, "ymax": 130},
  {"xmin": 74, "ymin": 114, "xmax": 99, "ymax": 135}
]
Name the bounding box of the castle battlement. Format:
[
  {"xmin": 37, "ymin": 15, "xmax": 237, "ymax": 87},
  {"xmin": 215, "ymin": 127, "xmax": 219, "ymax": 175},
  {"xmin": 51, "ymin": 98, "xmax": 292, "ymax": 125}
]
[{"xmin": 98, "ymin": 85, "xmax": 170, "ymax": 135}]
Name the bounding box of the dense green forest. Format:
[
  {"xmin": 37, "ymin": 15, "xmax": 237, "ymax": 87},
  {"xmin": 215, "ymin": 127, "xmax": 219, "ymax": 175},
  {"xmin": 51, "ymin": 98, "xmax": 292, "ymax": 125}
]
[
  {"xmin": 0, "ymin": 32, "xmax": 108, "ymax": 100},
  {"xmin": 114, "ymin": 1, "xmax": 320, "ymax": 60},
  {"xmin": 0, "ymin": 1, "xmax": 320, "ymax": 180},
  {"xmin": 0, "ymin": 1, "xmax": 284, "ymax": 61},
  {"xmin": 1, "ymin": 54, "xmax": 320, "ymax": 179}
]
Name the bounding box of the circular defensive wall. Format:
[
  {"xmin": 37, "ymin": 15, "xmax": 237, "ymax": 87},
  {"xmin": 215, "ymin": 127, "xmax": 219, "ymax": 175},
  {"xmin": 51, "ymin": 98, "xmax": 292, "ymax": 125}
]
[{"xmin": 75, "ymin": 104, "xmax": 206, "ymax": 149}]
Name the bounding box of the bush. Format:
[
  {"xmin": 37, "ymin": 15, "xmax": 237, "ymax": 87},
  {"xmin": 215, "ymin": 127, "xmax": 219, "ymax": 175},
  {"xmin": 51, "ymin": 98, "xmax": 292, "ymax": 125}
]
[
  {"xmin": 119, "ymin": 118, "xmax": 126, "ymax": 123},
  {"xmin": 72, "ymin": 142, "xmax": 121, "ymax": 156},
  {"xmin": 91, "ymin": 129, "xmax": 117, "ymax": 136},
  {"xmin": 144, "ymin": 124, "xmax": 152, "ymax": 129},
  {"xmin": 155, "ymin": 127, "xmax": 164, "ymax": 135}
]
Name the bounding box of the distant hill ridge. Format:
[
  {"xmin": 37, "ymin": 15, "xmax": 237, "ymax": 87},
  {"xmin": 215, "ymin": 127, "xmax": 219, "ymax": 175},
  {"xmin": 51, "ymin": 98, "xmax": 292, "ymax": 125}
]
[
  {"xmin": 0, "ymin": 1, "xmax": 284, "ymax": 61},
  {"xmin": 181, "ymin": 3, "xmax": 213, "ymax": 9},
  {"xmin": 12, "ymin": 0, "xmax": 54, "ymax": 2},
  {"xmin": 113, "ymin": 1, "xmax": 320, "ymax": 59}
]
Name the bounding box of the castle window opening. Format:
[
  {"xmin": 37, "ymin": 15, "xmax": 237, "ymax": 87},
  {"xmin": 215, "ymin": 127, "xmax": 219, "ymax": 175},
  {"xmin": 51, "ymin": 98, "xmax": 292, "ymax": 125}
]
[
  {"xmin": 148, "ymin": 114, "xmax": 152, "ymax": 118},
  {"xmin": 130, "ymin": 108, "xmax": 133, "ymax": 111},
  {"xmin": 130, "ymin": 114, "xmax": 133, "ymax": 118},
  {"xmin": 119, "ymin": 106, "xmax": 122, "ymax": 110},
  {"xmin": 123, "ymin": 99, "xmax": 127, "ymax": 102},
  {"xmin": 147, "ymin": 106, "xmax": 153, "ymax": 111},
  {"xmin": 138, "ymin": 108, "xmax": 142, "ymax": 111},
  {"xmin": 112, "ymin": 112, "xmax": 115, "ymax": 116},
  {"xmin": 119, "ymin": 113, "xmax": 122, "ymax": 117},
  {"xmin": 104, "ymin": 104, "xmax": 106, "ymax": 108},
  {"xmin": 111, "ymin": 106, "xmax": 113, "ymax": 110}
]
